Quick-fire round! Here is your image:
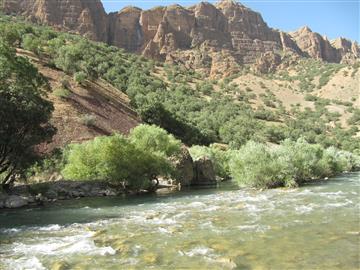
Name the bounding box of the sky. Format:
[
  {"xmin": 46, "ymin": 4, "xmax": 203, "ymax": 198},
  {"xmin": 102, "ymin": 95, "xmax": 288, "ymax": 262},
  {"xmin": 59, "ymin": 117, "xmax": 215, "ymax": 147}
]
[{"xmin": 101, "ymin": 0, "xmax": 359, "ymax": 42}]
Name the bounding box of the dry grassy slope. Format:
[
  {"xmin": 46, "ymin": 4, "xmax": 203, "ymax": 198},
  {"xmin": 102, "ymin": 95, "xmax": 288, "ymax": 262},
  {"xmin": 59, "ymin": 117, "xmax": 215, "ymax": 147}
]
[
  {"xmin": 16, "ymin": 49, "xmax": 140, "ymax": 153},
  {"xmin": 231, "ymin": 66, "xmax": 360, "ymax": 126}
]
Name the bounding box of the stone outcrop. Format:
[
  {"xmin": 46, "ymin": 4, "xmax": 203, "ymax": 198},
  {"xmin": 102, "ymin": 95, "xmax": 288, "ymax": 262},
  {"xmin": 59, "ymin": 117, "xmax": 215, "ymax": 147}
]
[
  {"xmin": 171, "ymin": 147, "xmax": 218, "ymax": 186},
  {"xmin": 108, "ymin": 6, "xmax": 143, "ymax": 52},
  {"xmin": 289, "ymin": 26, "xmax": 340, "ymax": 62},
  {"xmin": 0, "ymin": 194, "xmax": 29, "ymax": 208},
  {"xmin": 0, "ymin": 180, "xmax": 125, "ymax": 209},
  {"xmin": 2, "ymin": 0, "xmax": 359, "ymax": 73},
  {"xmin": 193, "ymin": 157, "xmax": 217, "ymax": 185},
  {"xmin": 254, "ymin": 51, "xmax": 282, "ymax": 74},
  {"xmin": 172, "ymin": 147, "xmax": 195, "ymax": 186},
  {"xmin": 331, "ymin": 37, "xmax": 360, "ymax": 64},
  {"xmin": 2, "ymin": 0, "xmax": 108, "ymax": 41}
]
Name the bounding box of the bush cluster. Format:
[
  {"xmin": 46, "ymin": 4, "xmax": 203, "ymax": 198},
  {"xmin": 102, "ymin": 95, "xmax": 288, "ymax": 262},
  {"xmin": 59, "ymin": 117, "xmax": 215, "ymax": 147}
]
[
  {"xmin": 61, "ymin": 125, "xmax": 181, "ymax": 190},
  {"xmin": 229, "ymin": 139, "xmax": 360, "ymax": 188}
]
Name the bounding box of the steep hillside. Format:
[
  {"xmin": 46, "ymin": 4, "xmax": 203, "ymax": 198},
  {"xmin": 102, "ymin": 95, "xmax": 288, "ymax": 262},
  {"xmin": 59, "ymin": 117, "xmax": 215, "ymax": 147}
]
[
  {"xmin": 15, "ymin": 49, "xmax": 139, "ymax": 153},
  {"xmin": 1, "ymin": 15, "xmax": 359, "ymax": 153},
  {"xmin": 1, "ymin": 0, "xmax": 359, "ymax": 77}
]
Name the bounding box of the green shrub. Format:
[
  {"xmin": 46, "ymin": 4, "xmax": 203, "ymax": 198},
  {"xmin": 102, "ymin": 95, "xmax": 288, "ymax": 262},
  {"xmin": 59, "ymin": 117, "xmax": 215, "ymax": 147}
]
[
  {"xmin": 53, "ymin": 87, "xmax": 71, "ymax": 99},
  {"xmin": 229, "ymin": 139, "xmax": 360, "ymax": 189},
  {"xmin": 74, "ymin": 71, "xmax": 87, "ymax": 85},
  {"xmin": 347, "ymin": 109, "xmax": 360, "ymax": 125},
  {"xmin": 129, "ymin": 124, "xmax": 181, "ymax": 158},
  {"xmin": 21, "ymin": 33, "xmax": 41, "ymax": 55},
  {"xmin": 275, "ymin": 138, "xmax": 325, "ymax": 183},
  {"xmin": 62, "ymin": 133, "xmax": 175, "ymax": 190},
  {"xmin": 317, "ymin": 147, "xmax": 360, "ymax": 176},
  {"xmin": 230, "ymin": 141, "xmax": 293, "ymax": 188},
  {"xmin": 304, "ymin": 94, "xmax": 318, "ymax": 102}
]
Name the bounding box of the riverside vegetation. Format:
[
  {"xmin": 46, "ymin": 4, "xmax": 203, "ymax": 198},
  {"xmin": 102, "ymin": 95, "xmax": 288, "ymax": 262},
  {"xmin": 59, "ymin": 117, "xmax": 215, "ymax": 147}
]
[{"xmin": 0, "ymin": 15, "xmax": 359, "ymax": 199}]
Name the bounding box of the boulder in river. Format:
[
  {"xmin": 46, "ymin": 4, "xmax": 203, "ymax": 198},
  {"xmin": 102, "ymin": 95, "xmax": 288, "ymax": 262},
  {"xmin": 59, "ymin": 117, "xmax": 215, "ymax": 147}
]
[
  {"xmin": 172, "ymin": 146, "xmax": 194, "ymax": 186},
  {"xmin": 3, "ymin": 195, "xmax": 29, "ymax": 208},
  {"xmin": 193, "ymin": 157, "xmax": 217, "ymax": 185}
]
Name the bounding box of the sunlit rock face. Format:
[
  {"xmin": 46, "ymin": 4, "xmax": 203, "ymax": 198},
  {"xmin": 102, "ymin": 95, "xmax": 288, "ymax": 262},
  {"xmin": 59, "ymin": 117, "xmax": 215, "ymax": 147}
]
[
  {"xmin": 2, "ymin": 0, "xmax": 359, "ymax": 71},
  {"xmin": 289, "ymin": 26, "xmax": 339, "ymax": 62},
  {"xmin": 108, "ymin": 6, "xmax": 143, "ymax": 52},
  {"xmin": 2, "ymin": 0, "xmax": 108, "ymax": 41}
]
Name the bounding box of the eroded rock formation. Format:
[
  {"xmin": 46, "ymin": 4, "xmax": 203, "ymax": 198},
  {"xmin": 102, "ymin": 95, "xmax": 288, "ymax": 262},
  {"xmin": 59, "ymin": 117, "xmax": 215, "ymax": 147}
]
[{"xmin": 2, "ymin": 0, "xmax": 358, "ymax": 73}]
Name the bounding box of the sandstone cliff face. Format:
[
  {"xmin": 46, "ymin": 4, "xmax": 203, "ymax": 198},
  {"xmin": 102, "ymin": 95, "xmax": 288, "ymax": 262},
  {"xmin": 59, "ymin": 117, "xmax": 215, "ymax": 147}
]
[
  {"xmin": 2, "ymin": 0, "xmax": 108, "ymax": 41},
  {"xmin": 2, "ymin": 0, "xmax": 359, "ymax": 73},
  {"xmin": 331, "ymin": 38, "xmax": 360, "ymax": 64},
  {"xmin": 108, "ymin": 7, "xmax": 143, "ymax": 52},
  {"xmin": 289, "ymin": 26, "xmax": 340, "ymax": 62}
]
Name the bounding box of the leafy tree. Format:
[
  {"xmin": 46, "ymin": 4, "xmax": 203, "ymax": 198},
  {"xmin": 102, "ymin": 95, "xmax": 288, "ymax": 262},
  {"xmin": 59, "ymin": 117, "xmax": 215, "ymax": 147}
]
[
  {"xmin": 274, "ymin": 138, "xmax": 325, "ymax": 183},
  {"xmin": 0, "ymin": 41, "xmax": 55, "ymax": 188},
  {"xmin": 21, "ymin": 33, "xmax": 41, "ymax": 55},
  {"xmin": 230, "ymin": 141, "xmax": 293, "ymax": 188},
  {"xmin": 74, "ymin": 71, "xmax": 87, "ymax": 85},
  {"xmin": 129, "ymin": 124, "xmax": 181, "ymax": 157},
  {"xmin": 62, "ymin": 125, "xmax": 183, "ymax": 190},
  {"xmin": 219, "ymin": 115, "xmax": 265, "ymax": 149}
]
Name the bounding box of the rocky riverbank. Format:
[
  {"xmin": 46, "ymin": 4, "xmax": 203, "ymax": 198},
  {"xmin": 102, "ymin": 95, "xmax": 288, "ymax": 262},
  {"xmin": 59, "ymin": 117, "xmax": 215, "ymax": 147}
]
[
  {"xmin": 0, "ymin": 180, "xmax": 126, "ymax": 209},
  {"xmin": 0, "ymin": 149, "xmax": 218, "ymax": 209}
]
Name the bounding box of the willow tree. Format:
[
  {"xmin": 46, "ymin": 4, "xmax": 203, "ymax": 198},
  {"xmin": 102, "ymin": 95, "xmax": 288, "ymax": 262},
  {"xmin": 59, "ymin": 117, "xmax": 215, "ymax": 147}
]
[{"xmin": 0, "ymin": 41, "xmax": 55, "ymax": 189}]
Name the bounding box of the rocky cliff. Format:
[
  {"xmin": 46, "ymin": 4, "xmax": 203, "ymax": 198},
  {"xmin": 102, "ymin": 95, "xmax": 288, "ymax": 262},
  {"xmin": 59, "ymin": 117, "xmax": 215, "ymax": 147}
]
[
  {"xmin": 1, "ymin": 0, "xmax": 108, "ymax": 41},
  {"xmin": 2, "ymin": 0, "xmax": 358, "ymax": 72}
]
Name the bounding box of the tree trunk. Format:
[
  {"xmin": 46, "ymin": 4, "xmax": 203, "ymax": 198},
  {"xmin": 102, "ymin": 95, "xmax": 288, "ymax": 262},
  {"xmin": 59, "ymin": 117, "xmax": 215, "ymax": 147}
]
[{"xmin": 1, "ymin": 167, "xmax": 16, "ymax": 192}]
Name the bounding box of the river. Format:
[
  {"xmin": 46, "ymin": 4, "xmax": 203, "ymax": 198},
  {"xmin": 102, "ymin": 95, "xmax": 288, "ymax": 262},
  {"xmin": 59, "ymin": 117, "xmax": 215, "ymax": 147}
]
[{"xmin": 0, "ymin": 172, "xmax": 359, "ymax": 270}]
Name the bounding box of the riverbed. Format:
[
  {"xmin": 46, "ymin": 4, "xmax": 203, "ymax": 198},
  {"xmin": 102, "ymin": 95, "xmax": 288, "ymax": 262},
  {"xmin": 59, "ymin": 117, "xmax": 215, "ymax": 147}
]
[{"xmin": 0, "ymin": 172, "xmax": 359, "ymax": 269}]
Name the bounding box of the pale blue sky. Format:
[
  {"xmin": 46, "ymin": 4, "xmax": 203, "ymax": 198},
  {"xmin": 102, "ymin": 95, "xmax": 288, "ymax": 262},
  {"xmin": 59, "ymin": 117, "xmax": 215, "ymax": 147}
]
[{"xmin": 101, "ymin": 0, "xmax": 359, "ymax": 42}]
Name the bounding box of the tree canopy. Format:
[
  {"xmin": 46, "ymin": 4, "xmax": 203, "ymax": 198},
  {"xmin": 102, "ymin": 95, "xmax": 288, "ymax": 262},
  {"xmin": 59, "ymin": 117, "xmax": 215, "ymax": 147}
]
[{"xmin": 0, "ymin": 40, "xmax": 55, "ymax": 187}]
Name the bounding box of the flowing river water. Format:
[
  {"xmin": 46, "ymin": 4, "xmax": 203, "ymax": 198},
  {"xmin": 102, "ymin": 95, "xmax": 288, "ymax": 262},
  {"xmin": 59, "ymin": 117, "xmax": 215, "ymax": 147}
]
[{"xmin": 0, "ymin": 172, "xmax": 359, "ymax": 270}]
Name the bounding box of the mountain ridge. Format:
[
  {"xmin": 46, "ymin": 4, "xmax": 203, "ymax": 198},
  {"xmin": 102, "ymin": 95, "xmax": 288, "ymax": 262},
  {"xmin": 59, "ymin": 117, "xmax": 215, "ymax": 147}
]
[{"xmin": 1, "ymin": 0, "xmax": 359, "ymax": 75}]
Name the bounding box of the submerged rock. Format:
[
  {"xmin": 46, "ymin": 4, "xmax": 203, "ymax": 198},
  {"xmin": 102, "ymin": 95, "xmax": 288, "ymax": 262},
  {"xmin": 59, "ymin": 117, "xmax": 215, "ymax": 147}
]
[
  {"xmin": 143, "ymin": 252, "xmax": 159, "ymax": 264},
  {"xmin": 44, "ymin": 180, "xmax": 121, "ymax": 199},
  {"xmin": 3, "ymin": 195, "xmax": 28, "ymax": 208},
  {"xmin": 51, "ymin": 261, "xmax": 70, "ymax": 270},
  {"xmin": 216, "ymin": 257, "xmax": 237, "ymax": 269}
]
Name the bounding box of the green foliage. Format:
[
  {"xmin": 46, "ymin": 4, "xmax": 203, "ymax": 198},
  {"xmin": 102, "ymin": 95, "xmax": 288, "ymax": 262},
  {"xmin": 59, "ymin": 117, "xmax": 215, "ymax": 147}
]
[
  {"xmin": 229, "ymin": 139, "xmax": 360, "ymax": 189},
  {"xmin": 275, "ymin": 138, "xmax": 326, "ymax": 183},
  {"xmin": 196, "ymin": 81, "xmax": 214, "ymax": 95},
  {"xmin": 230, "ymin": 141, "xmax": 293, "ymax": 188},
  {"xmin": 347, "ymin": 109, "xmax": 360, "ymax": 126},
  {"xmin": 304, "ymin": 94, "xmax": 318, "ymax": 102},
  {"xmin": 129, "ymin": 124, "xmax": 181, "ymax": 157},
  {"xmin": 21, "ymin": 33, "xmax": 42, "ymax": 55},
  {"xmin": 273, "ymin": 59, "xmax": 344, "ymax": 92},
  {"xmin": 73, "ymin": 71, "xmax": 87, "ymax": 85},
  {"xmin": 254, "ymin": 106, "xmax": 278, "ymax": 121},
  {"xmin": 0, "ymin": 40, "xmax": 55, "ymax": 186},
  {"xmin": 219, "ymin": 115, "xmax": 265, "ymax": 149},
  {"xmin": 25, "ymin": 149, "xmax": 64, "ymax": 180},
  {"xmin": 53, "ymin": 87, "xmax": 71, "ymax": 99},
  {"xmin": 62, "ymin": 125, "xmax": 180, "ymax": 190}
]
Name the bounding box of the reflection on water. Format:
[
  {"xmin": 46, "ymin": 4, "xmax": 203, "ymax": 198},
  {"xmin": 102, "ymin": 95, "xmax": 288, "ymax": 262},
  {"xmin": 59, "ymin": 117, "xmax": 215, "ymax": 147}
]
[{"xmin": 0, "ymin": 173, "xmax": 359, "ymax": 269}]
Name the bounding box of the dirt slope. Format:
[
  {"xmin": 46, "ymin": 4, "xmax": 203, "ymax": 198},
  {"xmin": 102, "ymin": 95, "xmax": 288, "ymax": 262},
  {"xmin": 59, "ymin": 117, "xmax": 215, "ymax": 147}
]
[{"xmin": 17, "ymin": 49, "xmax": 140, "ymax": 152}]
